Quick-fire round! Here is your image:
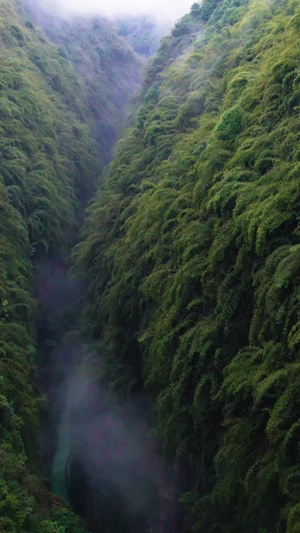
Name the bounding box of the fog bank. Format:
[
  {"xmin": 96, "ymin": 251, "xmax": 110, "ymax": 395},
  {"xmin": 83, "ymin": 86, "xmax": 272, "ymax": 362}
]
[{"xmin": 34, "ymin": 0, "xmax": 195, "ymax": 22}]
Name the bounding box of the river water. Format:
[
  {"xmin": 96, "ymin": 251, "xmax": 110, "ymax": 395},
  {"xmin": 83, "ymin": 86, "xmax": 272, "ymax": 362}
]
[
  {"xmin": 51, "ymin": 396, "xmax": 70, "ymax": 502},
  {"xmin": 37, "ymin": 261, "xmax": 179, "ymax": 531}
]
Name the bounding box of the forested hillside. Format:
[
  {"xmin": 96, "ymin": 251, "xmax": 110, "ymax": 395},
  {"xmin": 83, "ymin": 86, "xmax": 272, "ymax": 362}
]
[
  {"xmin": 76, "ymin": 0, "xmax": 300, "ymax": 531},
  {"xmin": 0, "ymin": 0, "xmax": 142, "ymax": 530},
  {"xmin": 24, "ymin": 1, "xmax": 144, "ymax": 163}
]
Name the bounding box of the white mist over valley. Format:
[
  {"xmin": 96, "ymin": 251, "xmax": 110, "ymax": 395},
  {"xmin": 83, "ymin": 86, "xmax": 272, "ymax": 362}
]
[{"xmin": 35, "ymin": 0, "xmax": 194, "ymax": 21}]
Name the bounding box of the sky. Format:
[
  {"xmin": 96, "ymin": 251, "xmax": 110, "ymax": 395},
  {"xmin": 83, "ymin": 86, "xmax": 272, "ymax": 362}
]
[{"xmin": 45, "ymin": 0, "xmax": 195, "ymax": 22}]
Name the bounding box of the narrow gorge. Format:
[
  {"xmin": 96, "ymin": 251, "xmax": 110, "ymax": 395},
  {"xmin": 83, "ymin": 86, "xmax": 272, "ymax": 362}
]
[{"xmin": 2, "ymin": 1, "xmax": 300, "ymax": 532}]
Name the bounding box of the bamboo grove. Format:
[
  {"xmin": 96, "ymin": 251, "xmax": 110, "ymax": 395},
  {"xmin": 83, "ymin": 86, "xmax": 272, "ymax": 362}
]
[
  {"xmin": 75, "ymin": 0, "xmax": 300, "ymax": 531},
  {"xmin": 0, "ymin": 0, "xmax": 142, "ymax": 530}
]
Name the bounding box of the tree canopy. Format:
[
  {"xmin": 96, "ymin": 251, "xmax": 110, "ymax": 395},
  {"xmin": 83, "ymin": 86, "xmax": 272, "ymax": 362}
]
[
  {"xmin": 75, "ymin": 0, "xmax": 300, "ymax": 530},
  {"xmin": 0, "ymin": 0, "xmax": 142, "ymax": 529}
]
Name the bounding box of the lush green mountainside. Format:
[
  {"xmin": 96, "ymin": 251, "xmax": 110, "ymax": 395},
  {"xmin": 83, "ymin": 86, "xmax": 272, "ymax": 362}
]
[
  {"xmin": 0, "ymin": 0, "xmax": 142, "ymax": 530},
  {"xmin": 0, "ymin": 0, "xmax": 100, "ymax": 255},
  {"xmin": 76, "ymin": 0, "xmax": 300, "ymax": 531},
  {"xmin": 0, "ymin": 186, "xmax": 84, "ymax": 533},
  {"xmin": 0, "ymin": 0, "xmax": 97, "ymax": 529},
  {"xmin": 24, "ymin": 1, "xmax": 144, "ymax": 163}
]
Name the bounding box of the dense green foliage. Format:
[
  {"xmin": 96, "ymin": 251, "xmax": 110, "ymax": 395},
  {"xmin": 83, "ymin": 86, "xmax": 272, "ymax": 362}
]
[
  {"xmin": 0, "ymin": 188, "xmax": 84, "ymax": 532},
  {"xmin": 25, "ymin": 1, "xmax": 143, "ymax": 164},
  {"xmin": 76, "ymin": 0, "xmax": 300, "ymax": 531},
  {"xmin": 0, "ymin": 0, "xmax": 101, "ymax": 255},
  {"xmin": 0, "ymin": 0, "xmax": 142, "ymax": 529}
]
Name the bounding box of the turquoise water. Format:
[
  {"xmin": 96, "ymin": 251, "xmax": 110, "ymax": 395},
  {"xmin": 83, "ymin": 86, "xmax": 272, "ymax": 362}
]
[
  {"xmin": 51, "ymin": 405, "xmax": 70, "ymax": 502},
  {"xmin": 50, "ymin": 373, "xmax": 89, "ymax": 502}
]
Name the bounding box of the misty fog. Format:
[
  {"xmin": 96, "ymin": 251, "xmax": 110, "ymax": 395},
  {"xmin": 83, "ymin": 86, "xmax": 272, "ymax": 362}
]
[{"xmin": 34, "ymin": 0, "xmax": 195, "ymax": 22}]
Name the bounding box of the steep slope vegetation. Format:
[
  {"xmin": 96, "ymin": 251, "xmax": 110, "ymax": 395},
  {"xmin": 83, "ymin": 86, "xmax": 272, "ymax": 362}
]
[
  {"xmin": 76, "ymin": 0, "xmax": 300, "ymax": 531},
  {"xmin": 0, "ymin": 1, "xmax": 98, "ymax": 530},
  {"xmin": 0, "ymin": 0, "xmax": 142, "ymax": 530},
  {"xmin": 24, "ymin": 1, "xmax": 144, "ymax": 164}
]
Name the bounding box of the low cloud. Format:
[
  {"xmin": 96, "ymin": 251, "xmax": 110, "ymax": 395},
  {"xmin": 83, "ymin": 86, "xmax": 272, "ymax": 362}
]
[{"xmin": 37, "ymin": 0, "xmax": 194, "ymax": 21}]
